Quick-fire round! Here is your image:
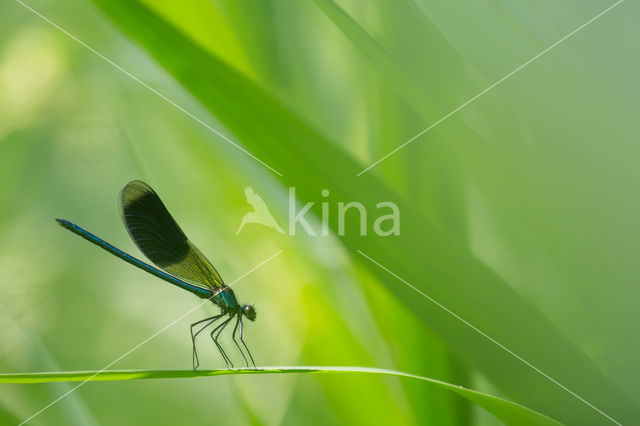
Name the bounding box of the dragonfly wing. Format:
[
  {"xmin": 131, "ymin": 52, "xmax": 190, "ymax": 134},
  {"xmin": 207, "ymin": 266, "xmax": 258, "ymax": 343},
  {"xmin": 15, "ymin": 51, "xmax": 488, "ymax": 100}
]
[{"xmin": 118, "ymin": 180, "xmax": 224, "ymax": 290}]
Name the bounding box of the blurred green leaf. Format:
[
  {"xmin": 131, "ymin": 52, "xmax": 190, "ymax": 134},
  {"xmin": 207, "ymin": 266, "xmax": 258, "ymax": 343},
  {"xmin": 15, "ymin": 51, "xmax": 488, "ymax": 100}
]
[
  {"xmin": 86, "ymin": 0, "xmax": 637, "ymax": 423},
  {"xmin": 0, "ymin": 404, "xmax": 20, "ymax": 425}
]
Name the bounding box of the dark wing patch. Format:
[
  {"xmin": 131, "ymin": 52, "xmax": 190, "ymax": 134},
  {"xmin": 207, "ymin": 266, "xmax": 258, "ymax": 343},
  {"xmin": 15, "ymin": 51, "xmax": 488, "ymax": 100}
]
[{"xmin": 119, "ymin": 180, "xmax": 224, "ymax": 289}]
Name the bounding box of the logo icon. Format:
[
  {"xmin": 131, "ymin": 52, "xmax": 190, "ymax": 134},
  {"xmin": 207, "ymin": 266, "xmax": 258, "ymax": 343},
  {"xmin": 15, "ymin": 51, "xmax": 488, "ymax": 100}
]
[{"xmin": 236, "ymin": 186, "xmax": 285, "ymax": 235}]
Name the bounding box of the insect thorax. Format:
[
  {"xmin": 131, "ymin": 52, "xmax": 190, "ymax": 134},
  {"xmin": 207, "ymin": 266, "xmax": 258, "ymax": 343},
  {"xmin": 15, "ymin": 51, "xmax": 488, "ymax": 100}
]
[{"xmin": 213, "ymin": 287, "xmax": 240, "ymax": 312}]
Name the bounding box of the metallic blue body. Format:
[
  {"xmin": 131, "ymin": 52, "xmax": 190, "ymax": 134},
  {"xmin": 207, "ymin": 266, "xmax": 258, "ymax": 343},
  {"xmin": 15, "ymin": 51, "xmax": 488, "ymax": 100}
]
[
  {"xmin": 215, "ymin": 288, "xmax": 239, "ymax": 311},
  {"xmin": 56, "ymin": 219, "xmax": 213, "ymax": 300}
]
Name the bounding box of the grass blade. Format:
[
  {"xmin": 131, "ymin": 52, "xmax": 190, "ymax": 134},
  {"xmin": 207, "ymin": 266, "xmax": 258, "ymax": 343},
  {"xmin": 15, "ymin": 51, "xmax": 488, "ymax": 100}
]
[{"xmin": 0, "ymin": 366, "xmax": 561, "ymax": 426}]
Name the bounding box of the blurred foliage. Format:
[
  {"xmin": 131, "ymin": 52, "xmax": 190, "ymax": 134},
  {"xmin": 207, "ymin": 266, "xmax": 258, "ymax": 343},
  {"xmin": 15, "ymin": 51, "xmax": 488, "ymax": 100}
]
[{"xmin": 0, "ymin": 0, "xmax": 638, "ymax": 425}]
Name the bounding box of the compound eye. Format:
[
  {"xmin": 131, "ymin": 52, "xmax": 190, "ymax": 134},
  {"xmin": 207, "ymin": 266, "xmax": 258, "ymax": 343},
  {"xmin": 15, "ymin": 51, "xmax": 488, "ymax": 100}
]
[{"xmin": 244, "ymin": 305, "xmax": 256, "ymax": 320}]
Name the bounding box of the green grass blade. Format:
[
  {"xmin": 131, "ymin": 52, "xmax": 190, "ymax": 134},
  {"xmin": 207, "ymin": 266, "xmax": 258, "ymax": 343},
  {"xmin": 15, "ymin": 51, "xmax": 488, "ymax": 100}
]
[
  {"xmin": 0, "ymin": 366, "xmax": 561, "ymax": 426},
  {"xmin": 311, "ymin": 0, "xmax": 433, "ymax": 119}
]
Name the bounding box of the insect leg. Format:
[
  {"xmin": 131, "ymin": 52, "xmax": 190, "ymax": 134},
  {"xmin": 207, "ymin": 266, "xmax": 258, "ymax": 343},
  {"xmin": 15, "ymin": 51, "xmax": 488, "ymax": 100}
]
[
  {"xmin": 210, "ymin": 316, "xmax": 234, "ymax": 368},
  {"xmin": 238, "ymin": 316, "xmax": 256, "ymax": 369},
  {"xmin": 191, "ymin": 313, "xmax": 224, "ymax": 371},
  {"xmin": 231, "ymin": 315, "xmax": 249, "ymax": 368}
]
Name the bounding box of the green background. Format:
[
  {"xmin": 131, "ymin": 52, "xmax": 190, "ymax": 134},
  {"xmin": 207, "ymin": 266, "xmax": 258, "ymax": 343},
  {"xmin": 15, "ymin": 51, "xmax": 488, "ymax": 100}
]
[{"xmin": 0, "ymin": 0, "xmax": 638, "ymax": 424}]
